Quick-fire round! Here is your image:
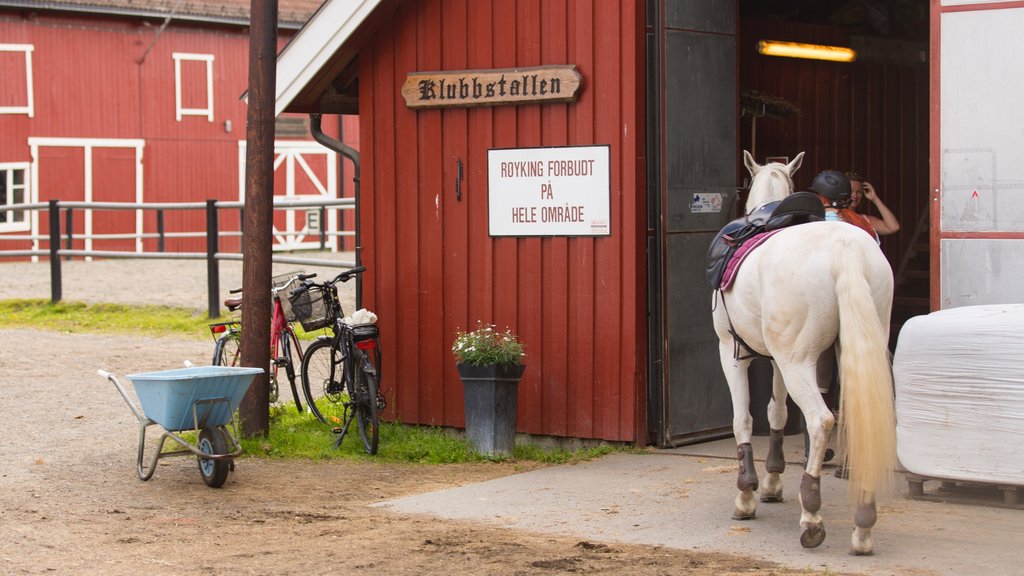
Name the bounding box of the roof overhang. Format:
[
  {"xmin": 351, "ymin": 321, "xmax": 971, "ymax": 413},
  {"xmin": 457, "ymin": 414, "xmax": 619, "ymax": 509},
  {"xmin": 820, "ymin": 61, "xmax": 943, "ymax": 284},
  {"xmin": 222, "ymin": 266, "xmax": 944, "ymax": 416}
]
[{"xmin": 274, "ymin": 0, "xmax": 386, "ymax": 116}]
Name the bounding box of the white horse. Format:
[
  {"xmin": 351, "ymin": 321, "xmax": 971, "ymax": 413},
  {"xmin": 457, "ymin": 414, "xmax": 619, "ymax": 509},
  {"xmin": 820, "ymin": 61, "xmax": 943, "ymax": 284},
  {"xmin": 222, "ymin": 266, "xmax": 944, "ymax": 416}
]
[{"xmin": 711, "ymin": 151, "xmax": 897, "ymax": 555}]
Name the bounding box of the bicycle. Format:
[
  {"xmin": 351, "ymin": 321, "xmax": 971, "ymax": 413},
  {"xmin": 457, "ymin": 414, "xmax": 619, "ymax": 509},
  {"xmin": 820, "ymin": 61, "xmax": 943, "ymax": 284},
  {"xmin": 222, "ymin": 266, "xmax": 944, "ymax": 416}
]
[
  {"xmin": 209, "ymin": 271, "xmax": 307, "ymax": 414},
  {"xmin": 293, "ymin": 265, "xmax": 385, "ymax": 454}
]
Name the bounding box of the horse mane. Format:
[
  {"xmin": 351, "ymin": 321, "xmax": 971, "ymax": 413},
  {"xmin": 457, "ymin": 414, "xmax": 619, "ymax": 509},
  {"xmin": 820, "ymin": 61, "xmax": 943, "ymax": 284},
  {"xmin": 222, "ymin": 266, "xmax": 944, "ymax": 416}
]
[
  {"xmin": 745, "ymin": 164, "xmax": 794, "ymax": 214},
  {"xmin": 742, "ymin": 150, "xmax": 804, "ymax": 214}
]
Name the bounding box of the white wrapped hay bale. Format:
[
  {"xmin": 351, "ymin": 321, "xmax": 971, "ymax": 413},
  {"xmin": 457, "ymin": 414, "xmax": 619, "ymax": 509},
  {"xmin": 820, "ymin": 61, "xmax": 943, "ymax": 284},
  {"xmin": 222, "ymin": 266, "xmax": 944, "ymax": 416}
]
[{"xmin": 892, "ymin": 304, "xmax": 1024, "ymax": 486}]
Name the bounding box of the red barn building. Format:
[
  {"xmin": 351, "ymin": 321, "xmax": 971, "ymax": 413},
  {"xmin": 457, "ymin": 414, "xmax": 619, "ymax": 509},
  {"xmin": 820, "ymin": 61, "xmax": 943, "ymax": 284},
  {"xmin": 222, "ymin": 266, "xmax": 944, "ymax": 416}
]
[
  {"xmin": 269, "ymin": 0, "xmax": 972, "ymax": 447},
  {"xmin": 0, "ymin": 0, "xmax": 357, "ymax": 255}
]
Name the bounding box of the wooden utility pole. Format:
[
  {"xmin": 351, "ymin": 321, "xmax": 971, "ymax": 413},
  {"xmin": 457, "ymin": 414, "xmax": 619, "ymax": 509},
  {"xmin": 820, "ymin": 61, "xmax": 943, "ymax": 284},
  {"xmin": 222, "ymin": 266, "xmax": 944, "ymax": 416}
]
[{"xmin": 238, "ymin": 0, "xmax": 278, "ymax": 437}]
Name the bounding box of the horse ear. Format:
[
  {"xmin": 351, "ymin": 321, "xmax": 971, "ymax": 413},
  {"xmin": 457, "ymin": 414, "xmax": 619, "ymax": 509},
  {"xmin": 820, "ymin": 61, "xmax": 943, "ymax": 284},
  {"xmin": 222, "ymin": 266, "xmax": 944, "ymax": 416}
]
[
  {"xmin": 743, "ymin": 150, "xmax": 760, "ymax": 176},
  {"xmin": 787, "ymin": 151, "xmax": 805, "ymax": 176}
]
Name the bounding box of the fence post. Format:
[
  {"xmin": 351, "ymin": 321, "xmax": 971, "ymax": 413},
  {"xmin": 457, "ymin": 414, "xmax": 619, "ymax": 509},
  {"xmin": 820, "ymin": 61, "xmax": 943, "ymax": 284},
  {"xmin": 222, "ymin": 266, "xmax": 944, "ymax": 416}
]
[
  {"xmin": 319, "ymin": 205, "xmax": 327, "ymax": 249},
  {"xmin": 48, "ymin": 200, "xmax": 62, "ymax": 303},
  {"xmin": 206, "ymin": 199, "xmax": 220, "ymax": 318},
  {"xmin": 156, "ymin": 209, "xmax": 165, "ymax": 252},
  {"xmin": 64, "ymin": 208, "xmax": 73, "ymax": 261}
]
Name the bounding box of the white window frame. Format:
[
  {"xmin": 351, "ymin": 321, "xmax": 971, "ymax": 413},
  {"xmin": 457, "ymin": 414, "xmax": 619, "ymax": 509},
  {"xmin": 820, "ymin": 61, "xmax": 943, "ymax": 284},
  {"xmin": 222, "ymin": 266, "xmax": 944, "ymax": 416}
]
[
  {"xmin": 172, "ymin": 52, "xmax": 214, "ymax": 121},
  {"xmin": 0, "ymin": 162, "xmax": 30, "ymax": 232},
  {"xmin": 0, "ymin": 44, "xmax": 35, "ymax": 117}
]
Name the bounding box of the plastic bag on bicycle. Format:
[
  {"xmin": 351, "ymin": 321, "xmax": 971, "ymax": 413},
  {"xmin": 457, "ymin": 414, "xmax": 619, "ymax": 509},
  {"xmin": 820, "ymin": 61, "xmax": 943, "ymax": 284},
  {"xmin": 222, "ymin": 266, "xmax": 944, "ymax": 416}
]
[{"xmin": 344, "ymin": 308, "xmax": 378, "ymax": 326}]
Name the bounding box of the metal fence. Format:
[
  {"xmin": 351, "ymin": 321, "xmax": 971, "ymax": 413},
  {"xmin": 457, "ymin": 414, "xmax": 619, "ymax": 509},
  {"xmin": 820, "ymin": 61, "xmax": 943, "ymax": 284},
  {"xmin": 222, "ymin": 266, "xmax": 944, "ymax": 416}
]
[{"xmin": 0, "ymin": 197, "xmax": 356, "ymax": 317}]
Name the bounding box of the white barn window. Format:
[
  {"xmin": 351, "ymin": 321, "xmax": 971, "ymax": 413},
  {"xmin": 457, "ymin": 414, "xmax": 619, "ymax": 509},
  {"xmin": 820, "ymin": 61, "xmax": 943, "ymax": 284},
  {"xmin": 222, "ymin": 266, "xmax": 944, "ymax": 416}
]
[
  {"xmin": 0, "ymin": 163, "xmax": 30, "ymax": 232},
  {"xmin": 0, "ymin": 44, "xmax": 34, "ymax": 117},
  {"xmin": 173, "ymin": 52, "xmax": 214, "ymax": 121}
]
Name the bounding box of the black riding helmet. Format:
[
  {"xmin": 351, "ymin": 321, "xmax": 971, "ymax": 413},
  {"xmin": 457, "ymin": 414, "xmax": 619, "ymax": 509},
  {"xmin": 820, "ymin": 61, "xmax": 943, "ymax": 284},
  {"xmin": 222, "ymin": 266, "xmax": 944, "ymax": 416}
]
[{"xmin": 810, "ymin": 169, "xmax": 852, "ymax": 208}]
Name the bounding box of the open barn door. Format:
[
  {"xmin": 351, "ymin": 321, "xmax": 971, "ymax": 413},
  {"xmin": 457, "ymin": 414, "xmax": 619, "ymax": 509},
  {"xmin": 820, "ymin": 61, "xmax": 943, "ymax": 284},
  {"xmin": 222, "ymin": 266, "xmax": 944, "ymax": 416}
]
[{"xmin": 648, "ymin": 2, "xmax": 737, "ymax": 446}]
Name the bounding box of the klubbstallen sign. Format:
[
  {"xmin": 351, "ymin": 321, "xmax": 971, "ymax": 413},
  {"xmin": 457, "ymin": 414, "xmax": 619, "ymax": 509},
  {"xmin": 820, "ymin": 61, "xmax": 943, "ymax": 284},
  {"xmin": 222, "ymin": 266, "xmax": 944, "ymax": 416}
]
[{"xmin": 402, "ymin": 65, "xmax": 582, "ymax": 109}]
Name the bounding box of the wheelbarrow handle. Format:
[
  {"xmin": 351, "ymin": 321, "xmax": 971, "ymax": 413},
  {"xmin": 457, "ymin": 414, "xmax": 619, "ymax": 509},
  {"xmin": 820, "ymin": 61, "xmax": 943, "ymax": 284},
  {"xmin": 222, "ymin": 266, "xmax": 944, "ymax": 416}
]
[{"xmin": 97, "ymin": 368, "xmax": 147, "ymax": 423}]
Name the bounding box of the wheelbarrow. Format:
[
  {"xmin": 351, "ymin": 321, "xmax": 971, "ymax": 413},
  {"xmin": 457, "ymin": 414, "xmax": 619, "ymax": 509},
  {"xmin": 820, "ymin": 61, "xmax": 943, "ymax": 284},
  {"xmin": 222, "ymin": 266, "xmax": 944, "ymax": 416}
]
[{"xmin": 98, "ymin": 366, "xmax": 263, "ymax": 488}]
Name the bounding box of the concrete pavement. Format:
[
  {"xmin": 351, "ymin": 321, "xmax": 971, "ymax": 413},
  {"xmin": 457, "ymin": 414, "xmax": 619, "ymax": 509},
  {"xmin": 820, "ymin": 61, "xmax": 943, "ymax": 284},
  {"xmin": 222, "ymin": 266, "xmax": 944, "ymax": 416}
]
[{"xmin": 375, "ymin": 436, "xmax": 1022, "ymax": 575}]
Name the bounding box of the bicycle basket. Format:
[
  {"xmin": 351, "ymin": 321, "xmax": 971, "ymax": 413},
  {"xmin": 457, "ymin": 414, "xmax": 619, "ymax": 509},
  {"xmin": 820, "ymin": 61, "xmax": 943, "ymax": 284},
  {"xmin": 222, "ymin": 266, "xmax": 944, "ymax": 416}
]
[{"xmin": 287, "ymin": 285, "xmax": 329, "ymax": 331}]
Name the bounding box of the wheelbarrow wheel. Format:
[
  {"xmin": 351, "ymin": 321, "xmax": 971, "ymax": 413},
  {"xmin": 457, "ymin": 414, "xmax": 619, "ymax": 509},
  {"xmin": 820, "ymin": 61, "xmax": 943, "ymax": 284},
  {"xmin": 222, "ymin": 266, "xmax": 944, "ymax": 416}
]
[{"xmin": 197, "ymin": 427, "xmax": 230, "ymax": 488}]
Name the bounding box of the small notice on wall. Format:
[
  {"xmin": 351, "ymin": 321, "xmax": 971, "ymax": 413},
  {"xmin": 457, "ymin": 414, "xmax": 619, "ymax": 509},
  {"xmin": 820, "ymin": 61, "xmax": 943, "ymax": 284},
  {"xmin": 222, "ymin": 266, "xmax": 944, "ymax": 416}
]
[
  {"xmin": 690, "ymin": 192, "xmax": 723, "ymax": 213},
  {"xmin": 487, "ymin": 145, "xmax": 611, "ymax": 237}
]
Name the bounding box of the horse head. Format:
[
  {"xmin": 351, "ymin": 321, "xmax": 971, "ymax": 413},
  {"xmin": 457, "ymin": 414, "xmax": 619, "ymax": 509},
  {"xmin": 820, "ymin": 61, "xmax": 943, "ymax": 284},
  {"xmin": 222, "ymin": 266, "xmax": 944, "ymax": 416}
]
[{"xmin": 743, "ymin": 150, "xmax": 805, "ymax": 214}]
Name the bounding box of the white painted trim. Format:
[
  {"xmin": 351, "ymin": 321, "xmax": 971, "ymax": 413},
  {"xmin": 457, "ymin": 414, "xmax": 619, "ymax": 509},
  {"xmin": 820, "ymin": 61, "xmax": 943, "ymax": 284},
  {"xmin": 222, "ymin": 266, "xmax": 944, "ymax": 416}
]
[
  {"xmin": 0, "ymin": 162, "xmax": 31, "ymax": 233},
  {"xmin": 173, "ymin": 52, "xmax": 215, "ymax": 122},
  {"xmin": 28, "ymin": 137, "xmax": 146, "ymax": 148},
  {"xmin": 0, "ymin": 44, "xmax": 34, "ymax": 117},
  {"xmin": 274, "ymin": 0, "xmax": 382, "ymax": 116},
  {"xmin": 237, "ymin": 140, "xmax": 340, "ymax": 251}
]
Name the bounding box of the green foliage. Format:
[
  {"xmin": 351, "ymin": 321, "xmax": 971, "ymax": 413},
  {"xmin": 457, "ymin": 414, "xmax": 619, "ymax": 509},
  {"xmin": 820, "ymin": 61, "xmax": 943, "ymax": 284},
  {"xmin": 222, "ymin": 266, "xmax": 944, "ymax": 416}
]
[
  {"xmin": 0, "ymin": 299, "xmax": 214, "ymax": 337},
  {"xmin": 239, "ymin": 402, "xmax": 623, "ymax": 465},
  {"xmin": 451, "ymin": 321, "xmax": 526, "ymax": 367}
]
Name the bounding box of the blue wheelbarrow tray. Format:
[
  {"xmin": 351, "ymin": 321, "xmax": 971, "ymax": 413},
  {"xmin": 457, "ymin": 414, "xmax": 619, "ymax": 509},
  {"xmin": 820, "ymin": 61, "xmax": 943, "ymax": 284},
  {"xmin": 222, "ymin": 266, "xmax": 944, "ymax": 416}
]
[{"xmin": 127, "ymin": 366, "xmax": 262, "ymax": 431}]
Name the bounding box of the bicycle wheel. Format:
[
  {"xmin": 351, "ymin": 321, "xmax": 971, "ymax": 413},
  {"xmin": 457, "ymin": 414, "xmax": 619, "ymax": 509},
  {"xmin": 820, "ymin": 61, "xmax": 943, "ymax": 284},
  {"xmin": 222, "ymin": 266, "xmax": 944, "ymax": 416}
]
[
  {"xmin": 212, "ymin": 330, "xmax": 241, "ymax": 367},
  {"xmin": 300, "ymin": 339, "xmax": 346, "ymax": 425},
  {"xmin": 197, "ymin": 427, "xmax": 229, "ymax": 488},
  {"xmin": 279, "ymin": 326, "xmax": 304, "ymax": 413},
  {"xmin": 352, "ymin": 351, "xmax": 380, "ymax": 455}
]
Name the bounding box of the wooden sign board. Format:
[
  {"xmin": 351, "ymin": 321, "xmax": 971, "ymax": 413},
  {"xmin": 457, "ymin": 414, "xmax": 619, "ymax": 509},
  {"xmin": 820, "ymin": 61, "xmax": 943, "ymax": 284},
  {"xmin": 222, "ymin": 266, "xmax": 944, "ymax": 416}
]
[{"xmin": 402, "ymin": 65, "xmax": 582, "ymax": 109}]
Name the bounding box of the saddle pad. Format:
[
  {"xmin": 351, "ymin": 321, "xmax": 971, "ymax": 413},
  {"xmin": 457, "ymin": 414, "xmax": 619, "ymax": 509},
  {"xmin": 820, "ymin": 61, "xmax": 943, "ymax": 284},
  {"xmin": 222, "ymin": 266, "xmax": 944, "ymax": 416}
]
[{"xmin": 719, "ymin": 229, "xmax": 781, "ymax": 291}]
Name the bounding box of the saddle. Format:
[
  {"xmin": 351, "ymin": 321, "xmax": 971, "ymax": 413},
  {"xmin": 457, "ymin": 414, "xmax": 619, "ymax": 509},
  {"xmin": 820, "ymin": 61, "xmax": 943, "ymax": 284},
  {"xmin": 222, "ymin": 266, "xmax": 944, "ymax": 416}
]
[{"xmin": 706, "ymin": 191, "xmax": 825, "ymax": 290}]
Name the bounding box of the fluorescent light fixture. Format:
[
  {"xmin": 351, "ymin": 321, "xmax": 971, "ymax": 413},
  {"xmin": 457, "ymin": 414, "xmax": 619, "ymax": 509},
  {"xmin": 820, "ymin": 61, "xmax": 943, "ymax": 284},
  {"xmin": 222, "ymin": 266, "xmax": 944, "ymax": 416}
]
[{"xmin": 757, "ymin": 40, "xmax": 857, "ymax": 63}]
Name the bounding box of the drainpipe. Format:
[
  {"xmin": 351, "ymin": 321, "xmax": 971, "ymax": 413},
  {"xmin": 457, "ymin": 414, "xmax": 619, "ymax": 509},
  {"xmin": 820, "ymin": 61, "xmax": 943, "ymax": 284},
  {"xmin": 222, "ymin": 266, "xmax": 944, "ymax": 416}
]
[{"xmin": 309, "ymin": 113, "xmax": 362, "ymax": 308}]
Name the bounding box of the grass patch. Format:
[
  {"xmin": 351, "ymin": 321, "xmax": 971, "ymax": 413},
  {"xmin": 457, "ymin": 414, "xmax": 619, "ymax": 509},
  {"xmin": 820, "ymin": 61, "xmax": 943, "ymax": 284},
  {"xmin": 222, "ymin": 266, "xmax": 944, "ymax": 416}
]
[
  {"xmin": 0, "ymin": 298, "xmax": 218, "ymax": 337},
  {"xmin": 240, "ymin": 401, "xmax": 625, "ymax": 464},
  {"xmin": 0, "ymin": 298, "xmax": 325, "ymax": 342}
]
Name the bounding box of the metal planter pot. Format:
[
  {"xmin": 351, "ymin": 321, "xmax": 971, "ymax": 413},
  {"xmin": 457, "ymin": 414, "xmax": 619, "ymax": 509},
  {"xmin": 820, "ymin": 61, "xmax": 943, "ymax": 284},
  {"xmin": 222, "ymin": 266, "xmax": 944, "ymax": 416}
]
[{"xmin": 457, "ymin": 363, "xmax": 525, "ymax": 457}]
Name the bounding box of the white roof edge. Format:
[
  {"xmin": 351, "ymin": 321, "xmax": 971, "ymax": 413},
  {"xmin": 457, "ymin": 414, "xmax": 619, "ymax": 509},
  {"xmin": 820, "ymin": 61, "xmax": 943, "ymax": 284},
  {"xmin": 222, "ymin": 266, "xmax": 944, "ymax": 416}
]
[{"xmin": 275, "ymin": 0, "xmax": 383, "ymax": 117}]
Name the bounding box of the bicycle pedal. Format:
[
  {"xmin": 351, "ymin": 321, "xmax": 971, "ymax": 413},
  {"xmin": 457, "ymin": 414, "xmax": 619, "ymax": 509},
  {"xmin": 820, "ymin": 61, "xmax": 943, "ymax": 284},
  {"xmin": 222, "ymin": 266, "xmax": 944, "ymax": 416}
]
[{"xmin": 331, "ymin": 427, "xmax": 343, "ymax": 435}]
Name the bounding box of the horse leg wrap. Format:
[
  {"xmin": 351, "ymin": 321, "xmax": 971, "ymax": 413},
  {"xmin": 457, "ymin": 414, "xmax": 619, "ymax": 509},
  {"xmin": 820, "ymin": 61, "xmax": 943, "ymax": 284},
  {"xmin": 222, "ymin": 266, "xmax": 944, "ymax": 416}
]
[
  {"xmin": 800, "ymin": 473, "xmax": 821, "ymax": 513},
  {"xmin": 736, "ymin": 443, "xmax": 759, "ymax": 492},
  {"xmin": 765, "ymin": 428, "xmax": 786, "ymax": 474},
  {"xmin": 855, "ymin": 501, "xmax": 877, "ymax": 529}
]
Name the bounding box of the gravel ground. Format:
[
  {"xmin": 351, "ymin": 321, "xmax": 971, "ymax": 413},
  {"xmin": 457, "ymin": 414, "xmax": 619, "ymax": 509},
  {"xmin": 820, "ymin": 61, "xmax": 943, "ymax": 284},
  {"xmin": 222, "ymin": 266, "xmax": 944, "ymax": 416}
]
[{"xmin": 0, "ymin": 252, "xmax": 357, "ymax": 314}]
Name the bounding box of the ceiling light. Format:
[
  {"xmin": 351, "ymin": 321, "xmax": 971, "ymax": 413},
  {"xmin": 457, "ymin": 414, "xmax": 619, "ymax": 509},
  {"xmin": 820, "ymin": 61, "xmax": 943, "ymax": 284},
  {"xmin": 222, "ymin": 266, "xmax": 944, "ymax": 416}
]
[{"xmin": 757, "ymin": 40, "xmax": 857, "ymax": 63}]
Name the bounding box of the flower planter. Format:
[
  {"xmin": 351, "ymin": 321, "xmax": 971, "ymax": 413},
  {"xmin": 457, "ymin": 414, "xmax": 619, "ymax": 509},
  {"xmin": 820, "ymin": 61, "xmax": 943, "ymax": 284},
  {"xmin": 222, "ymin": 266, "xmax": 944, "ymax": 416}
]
[{"xmin": 457, "ymin": 363, "xmax": 525, "ymax": 457}]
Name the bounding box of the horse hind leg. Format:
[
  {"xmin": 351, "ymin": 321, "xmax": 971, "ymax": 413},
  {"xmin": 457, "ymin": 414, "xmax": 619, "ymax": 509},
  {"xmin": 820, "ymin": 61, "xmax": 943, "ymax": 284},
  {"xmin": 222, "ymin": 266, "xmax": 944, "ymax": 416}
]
[
  {"xmin": 761, "ymin": 365, "xmax": 788, "ymax": 503},
  {"xmin": 733, "ymin": 442, "xmax": 759, "ymax": 520},
  {"xmin": 760, "ymin": 428, "xmax": 786, "ymax": 502},
  {"xmin": 850, "ymin": 493, "xmax": 878, "ymax": 555}
]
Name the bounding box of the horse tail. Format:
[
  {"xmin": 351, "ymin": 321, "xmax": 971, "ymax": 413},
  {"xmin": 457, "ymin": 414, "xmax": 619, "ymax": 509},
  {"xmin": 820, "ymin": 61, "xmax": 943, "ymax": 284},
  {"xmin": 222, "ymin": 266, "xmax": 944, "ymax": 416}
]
[{"xmin": 832, "ymin": 239, "xmax": 897, "ymax": 505}]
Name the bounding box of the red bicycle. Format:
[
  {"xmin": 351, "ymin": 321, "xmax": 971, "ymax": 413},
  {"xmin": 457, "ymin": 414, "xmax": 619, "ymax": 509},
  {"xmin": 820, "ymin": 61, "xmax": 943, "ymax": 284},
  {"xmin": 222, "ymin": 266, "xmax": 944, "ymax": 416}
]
[{"xmin": 209, "ymin": 272, "xmax": 309, "ymax": 413}]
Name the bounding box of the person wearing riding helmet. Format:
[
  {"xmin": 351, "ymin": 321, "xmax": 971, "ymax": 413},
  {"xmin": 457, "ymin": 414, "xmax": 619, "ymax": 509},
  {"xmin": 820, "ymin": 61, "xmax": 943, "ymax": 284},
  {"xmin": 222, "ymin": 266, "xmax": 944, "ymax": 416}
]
[{"xmin": 810, "ymin": 169, "xmax": 879, "ymax": 242}]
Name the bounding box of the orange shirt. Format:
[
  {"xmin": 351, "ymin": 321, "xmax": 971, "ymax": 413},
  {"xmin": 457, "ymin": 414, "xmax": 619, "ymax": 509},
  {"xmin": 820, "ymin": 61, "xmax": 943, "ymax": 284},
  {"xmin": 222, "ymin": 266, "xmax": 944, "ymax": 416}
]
[{"xmin": 836, "ymin": 208, "xmax": 878, "ymax": 239}]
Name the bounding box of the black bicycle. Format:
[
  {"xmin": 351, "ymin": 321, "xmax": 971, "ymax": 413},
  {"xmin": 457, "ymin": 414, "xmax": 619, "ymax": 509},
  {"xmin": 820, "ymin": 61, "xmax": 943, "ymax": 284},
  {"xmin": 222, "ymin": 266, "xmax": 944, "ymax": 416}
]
[{"xmin": 294, "ymin": 266, "xmax": 385, "ymax": 454}]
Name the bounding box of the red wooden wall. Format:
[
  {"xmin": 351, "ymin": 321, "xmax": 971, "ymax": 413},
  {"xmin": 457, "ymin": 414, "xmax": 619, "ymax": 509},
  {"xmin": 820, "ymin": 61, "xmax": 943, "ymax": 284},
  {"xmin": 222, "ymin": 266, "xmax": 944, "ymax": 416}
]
[
  {"xmin": 358, "ymin": 0, "xmax": 647, "ymax": 442},
  {"xmin": 0, "ymin": 9, "xmax": 355, "ymax": 255}
]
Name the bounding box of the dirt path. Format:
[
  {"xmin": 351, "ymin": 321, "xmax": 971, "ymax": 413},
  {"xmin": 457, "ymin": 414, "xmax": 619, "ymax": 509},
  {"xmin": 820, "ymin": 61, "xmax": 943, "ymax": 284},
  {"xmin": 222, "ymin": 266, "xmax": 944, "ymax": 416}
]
[{"xmin": 0, "ymin": 327, "xmax": 839, "ymax": 576}]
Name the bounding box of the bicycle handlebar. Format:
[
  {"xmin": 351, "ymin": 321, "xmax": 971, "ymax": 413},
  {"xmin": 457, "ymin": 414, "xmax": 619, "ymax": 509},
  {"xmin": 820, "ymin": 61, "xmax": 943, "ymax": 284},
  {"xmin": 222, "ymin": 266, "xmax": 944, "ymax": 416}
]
[{"xmin": 332, "ymin": 265, "xmax": 366, "ymax": 284}]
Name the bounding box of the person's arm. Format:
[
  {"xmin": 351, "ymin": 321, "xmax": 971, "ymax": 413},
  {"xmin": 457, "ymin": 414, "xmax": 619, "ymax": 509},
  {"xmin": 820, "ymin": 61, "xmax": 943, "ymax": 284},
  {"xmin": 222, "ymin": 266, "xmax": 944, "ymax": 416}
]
[{"xmin": 862, "ymin": 181, "xmax": 900, "ymax": 235}]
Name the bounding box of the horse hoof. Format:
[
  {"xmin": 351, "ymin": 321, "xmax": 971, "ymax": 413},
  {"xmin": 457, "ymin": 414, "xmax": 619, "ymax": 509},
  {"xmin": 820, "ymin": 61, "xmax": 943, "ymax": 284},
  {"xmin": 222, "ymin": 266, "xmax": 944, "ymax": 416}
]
[
  {"xmin": 849, "ymin": 548, "xmax": 874, "ymax": 557},
  {"xmin": 800, "ymin": 525, "xmax": 826, "ymax": 548},
  {"xmin": 731, "ymin": 511, "xmax": 756, "ymax": 521},
  {"xmin": 760, "ymin": 494, "xmax": 783, "ymax": 503}
]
